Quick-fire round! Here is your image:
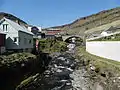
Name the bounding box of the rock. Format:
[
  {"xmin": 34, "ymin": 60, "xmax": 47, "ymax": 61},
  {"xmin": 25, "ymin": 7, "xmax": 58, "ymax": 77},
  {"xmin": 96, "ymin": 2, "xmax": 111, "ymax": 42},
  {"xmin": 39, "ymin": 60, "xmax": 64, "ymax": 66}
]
[
  {"xmin": 20, "ymin": 52, "xmax": 92, "ymax": 90},
  {"xmin": 54, "ymin": 64, "xmax": 58, "ymax": 68},
  {"xmin": 66, "ymin": 83, "xmax": 71, "ymax": 86},
  {"xmin": 66, "ymin": 68, "xmax": 73, "ymax": 72},
  {"xmin": 70, "ymin": 68, "xmax": 94, "ymax": 90},
  {"xmin": 60, "ymin": 80, "xmax": 68, "ymax": 82},
  {"xmin": 113, "ymin": 79, "xmax": 116, "ymax": 82},
  {"xmin": 45, "ymin": 75, "xmax": 50, "ymax": 77},
  {"xmin": 21, "ymin": 63, "xmax": 25, "ymax": 67},
  {"xmin": 44, "ymin": 70, "xmax": 51, "ymax": 74},
  {"xmin": 90, "ymin": 66, "xmax": 95, "ymax": 71},
  {"xmin": 56, "ymin": 69, "xmax": 63, "ymax": 73},
  {"xmin": 57, "ymin": 57, "xmax": 66, "ymax": 61},
  {"xmin": 57, "ymin": 66, "xmax": 65, "ymax": 69},
  {"xmin": 89, "ymin": 64, "xmax": 96, "ymax": 71},
  {"xmin": 118, "ymin": 77, "xmax": 120, "ymax": 79}
]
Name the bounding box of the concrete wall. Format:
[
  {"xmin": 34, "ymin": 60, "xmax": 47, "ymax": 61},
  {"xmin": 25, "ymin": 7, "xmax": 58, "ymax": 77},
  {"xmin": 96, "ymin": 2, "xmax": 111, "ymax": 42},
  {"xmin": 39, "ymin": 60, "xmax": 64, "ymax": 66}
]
[{"xmin": 86, "ymin": 41, "xmax": 120, "ymax": 62}]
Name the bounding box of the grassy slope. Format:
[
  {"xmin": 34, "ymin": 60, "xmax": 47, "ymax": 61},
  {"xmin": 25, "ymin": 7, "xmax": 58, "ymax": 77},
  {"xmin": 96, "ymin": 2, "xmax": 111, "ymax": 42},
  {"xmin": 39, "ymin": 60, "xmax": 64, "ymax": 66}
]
[
  {"xmin": 76, "ymin": 46, "xmax": 120, "ymax": 75},
  {"xmin": 76, "ymin": 46, "xmax": 120, "ymax": 89}
]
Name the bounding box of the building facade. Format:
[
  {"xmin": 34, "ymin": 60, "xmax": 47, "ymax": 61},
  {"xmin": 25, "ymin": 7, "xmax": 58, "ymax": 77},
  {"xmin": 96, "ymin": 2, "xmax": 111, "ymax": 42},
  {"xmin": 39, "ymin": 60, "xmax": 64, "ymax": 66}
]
[{"xmin": 0, "ymin": 17, "xmax": 34, "ymax": 52}]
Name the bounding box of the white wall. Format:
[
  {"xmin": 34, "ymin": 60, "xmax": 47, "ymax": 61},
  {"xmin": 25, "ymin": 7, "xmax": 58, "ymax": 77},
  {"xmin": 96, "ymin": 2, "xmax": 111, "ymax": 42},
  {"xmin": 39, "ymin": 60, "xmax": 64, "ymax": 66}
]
[
  {"xmin": 37, "ymin": 26, "xmax": 42, "ymax": 32},
  {"xmin": 0, "ymin": 20, "xmax": 19, "ymax": 49},
  {"xmin": 28, "ymin": 26, "xmax": 32, "ymax": 32},
  {"xmin": 0, "ymin": 20, "xmax": 33, "ymax": 50},
  {"xmin": 86, "ymin": 41, "xmax": 120, "ymax": 62}
]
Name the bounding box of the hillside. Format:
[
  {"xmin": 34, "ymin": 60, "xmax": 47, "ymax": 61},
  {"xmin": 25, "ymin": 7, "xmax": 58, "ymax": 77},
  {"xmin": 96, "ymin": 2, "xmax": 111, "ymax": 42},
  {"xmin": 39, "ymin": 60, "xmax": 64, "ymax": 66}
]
[
  {"xmin": 51, "ymin": 7, "xmax": 120, "ymax": 36},
  {"xmin": 0, "ymin": 12, "xmax": 28, "ymax": 27}
]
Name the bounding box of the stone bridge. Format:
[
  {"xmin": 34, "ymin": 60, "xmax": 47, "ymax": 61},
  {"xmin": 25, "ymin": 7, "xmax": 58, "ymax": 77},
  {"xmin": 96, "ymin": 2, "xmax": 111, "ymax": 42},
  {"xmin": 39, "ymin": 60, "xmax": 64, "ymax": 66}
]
[{"xmin": 62, "ymin": 35, "xmax": 84, "ymax": 42}]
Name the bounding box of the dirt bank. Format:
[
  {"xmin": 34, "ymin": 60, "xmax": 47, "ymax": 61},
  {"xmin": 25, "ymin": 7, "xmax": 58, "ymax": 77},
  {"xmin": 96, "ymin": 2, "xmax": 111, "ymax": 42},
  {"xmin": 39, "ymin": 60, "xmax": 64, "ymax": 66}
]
[{"xmin": 0, "ymin": 52, "xmax": 52, "ymax": 90}]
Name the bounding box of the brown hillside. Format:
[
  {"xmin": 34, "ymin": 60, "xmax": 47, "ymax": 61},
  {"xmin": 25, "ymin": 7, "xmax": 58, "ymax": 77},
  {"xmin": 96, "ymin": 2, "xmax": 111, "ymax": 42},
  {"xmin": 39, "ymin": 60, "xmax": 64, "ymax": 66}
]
[{"xmin": 51, "ymin": 7, "xmax": 120, "ymax": 35}]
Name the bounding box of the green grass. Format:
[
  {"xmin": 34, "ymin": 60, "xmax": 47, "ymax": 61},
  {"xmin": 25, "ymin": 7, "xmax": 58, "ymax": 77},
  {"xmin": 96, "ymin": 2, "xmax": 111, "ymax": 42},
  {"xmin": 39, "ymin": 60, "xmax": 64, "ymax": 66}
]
[
  {"xmin": 39, "ymin": 39, "xmax": 67, "ymax": 53},
  {"xmin": 76, "ymin": 46, "xmax": 120, "ymax": 75},
  {"xmin": 0, "ymin": 53, "xmax": 36, "ymax": 65}
]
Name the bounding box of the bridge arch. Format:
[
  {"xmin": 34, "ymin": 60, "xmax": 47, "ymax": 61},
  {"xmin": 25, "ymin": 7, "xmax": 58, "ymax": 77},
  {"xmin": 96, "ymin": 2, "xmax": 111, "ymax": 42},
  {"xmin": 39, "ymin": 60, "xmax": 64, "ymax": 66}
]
[{"xmin": 62, "ymin": 35, "xmax": 83, "ymax": 43}]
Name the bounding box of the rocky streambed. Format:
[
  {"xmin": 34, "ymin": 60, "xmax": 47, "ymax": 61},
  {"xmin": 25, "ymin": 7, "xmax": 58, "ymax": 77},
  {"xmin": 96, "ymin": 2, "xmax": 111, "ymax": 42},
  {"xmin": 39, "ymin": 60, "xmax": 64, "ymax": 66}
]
[
  {"xmin": 19, "ymin": 51, "xmax": 105, "ymax": 90},
  {"xmin": 4, "ymin": 50, "xmax": 119, "ymax": 90}
]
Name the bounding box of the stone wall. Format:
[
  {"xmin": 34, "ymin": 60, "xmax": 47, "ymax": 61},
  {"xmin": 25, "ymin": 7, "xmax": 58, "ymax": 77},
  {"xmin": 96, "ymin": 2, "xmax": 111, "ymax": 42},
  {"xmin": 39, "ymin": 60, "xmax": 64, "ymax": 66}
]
[{"xmin": 86, "ymin": 41, "xmax": 120, "ymax": 62}]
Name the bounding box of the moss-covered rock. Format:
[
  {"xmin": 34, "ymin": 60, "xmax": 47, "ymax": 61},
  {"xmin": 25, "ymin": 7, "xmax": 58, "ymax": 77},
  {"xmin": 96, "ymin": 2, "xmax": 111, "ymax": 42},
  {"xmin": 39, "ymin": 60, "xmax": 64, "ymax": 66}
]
[
  {"xmin": 0, "ymin": 52, "xmax": 44, "ymax": 90},
  {"xmin": 0, "ymin": 53, "xmax": 36, "ymax": 66}
]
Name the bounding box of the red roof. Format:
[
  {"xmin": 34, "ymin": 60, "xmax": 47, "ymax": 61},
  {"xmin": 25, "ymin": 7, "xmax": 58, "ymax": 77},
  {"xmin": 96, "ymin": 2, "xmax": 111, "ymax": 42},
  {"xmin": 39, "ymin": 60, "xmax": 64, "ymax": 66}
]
[{"xmin": 46, "ymin": 30, "xmax": 62, "ymax": 35}]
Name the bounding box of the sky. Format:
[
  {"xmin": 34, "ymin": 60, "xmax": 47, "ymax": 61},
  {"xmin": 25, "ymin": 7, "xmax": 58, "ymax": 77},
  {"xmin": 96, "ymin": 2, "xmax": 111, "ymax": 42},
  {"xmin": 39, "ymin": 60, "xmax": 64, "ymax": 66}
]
[{"xmin": 0, "ymin": 0, "xmax": 120, "ymax": 28}]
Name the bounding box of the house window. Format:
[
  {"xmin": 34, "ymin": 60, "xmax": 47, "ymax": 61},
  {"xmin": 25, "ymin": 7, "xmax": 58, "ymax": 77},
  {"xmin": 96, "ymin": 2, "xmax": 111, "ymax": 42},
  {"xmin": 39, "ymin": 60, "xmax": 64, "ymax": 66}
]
[
  {"xmin": 24, "ymin": 38, "xmax": 27, "ymax": 44},
  {"xmin": 29, "ymin": 39, "xmax": 32, "ymax": 44},
  {"xmin": 19, "ymin": 37, "xmax": 21, "ymax": 42},
  {"xmin": 14, "ymin": 37, "xmax": 17, "ymax": 42},
  {"xmin": 3, "ymin": 24, "xmax": 8, "ymax": 31}
]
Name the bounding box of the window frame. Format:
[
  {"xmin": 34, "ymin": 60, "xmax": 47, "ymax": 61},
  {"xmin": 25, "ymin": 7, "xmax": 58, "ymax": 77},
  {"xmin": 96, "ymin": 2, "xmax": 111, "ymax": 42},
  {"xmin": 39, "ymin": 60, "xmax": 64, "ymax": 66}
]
[
  {"xmin": 24, "ymin": 38, "xmax": 27, "ymax": 44},
  {"xmin": 3, "ymin": 24, "xmax": 8, "ymax": 31},
  {"xmin": 14, "ymin": 37, "xmax": 17, "ymax": 42},
  {"xmin": 29, "ymin": 39, "xmax": 32, "ymax": 44}
]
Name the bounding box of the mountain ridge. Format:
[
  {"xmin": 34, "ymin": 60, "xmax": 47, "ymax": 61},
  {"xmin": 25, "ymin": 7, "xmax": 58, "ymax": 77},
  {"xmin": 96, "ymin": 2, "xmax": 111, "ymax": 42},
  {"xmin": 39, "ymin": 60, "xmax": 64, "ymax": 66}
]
[{"xmin": 50, "ymin": 7, "xmax": 120, "ymax": 35}]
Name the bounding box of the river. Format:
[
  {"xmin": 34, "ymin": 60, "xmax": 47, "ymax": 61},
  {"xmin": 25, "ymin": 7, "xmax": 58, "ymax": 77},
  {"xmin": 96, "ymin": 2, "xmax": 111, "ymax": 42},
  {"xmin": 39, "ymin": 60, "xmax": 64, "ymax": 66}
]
[{"xmin": 20, "ymin": 50, "xmax": 104, "ymax": 90}]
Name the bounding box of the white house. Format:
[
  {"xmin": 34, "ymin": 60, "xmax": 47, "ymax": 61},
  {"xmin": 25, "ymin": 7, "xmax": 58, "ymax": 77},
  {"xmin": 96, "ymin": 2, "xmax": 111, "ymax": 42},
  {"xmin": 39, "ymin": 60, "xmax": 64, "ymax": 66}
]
[
  {"xmin": 28, "ymin": 25, "xmax": 42, "ymax": 39},
  {"xmin": 101, "ymin": 26, "xmax": 116, "ymax": 36},
  {"xmin": 0, "ymin": 17, "xmax": 34, "ymax": 52},
  {"xmin": 28, "ymin": 25, "xmax": 42, "ymax": 32}
]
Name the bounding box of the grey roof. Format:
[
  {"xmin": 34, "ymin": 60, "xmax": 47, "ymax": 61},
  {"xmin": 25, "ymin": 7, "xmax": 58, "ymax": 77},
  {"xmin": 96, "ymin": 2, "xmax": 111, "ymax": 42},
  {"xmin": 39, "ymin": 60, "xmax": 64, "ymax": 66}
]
[{"xmin": 0, "ymin": 17, "xmax": 34, "ymax": 35}]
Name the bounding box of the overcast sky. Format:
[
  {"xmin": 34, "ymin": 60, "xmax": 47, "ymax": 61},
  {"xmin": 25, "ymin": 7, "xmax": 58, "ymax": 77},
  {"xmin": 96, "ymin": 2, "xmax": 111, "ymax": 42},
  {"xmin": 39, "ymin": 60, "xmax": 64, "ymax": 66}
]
[{"xmin": 0, "ymin": 0, "xmax": 120, "ymax": 27}]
